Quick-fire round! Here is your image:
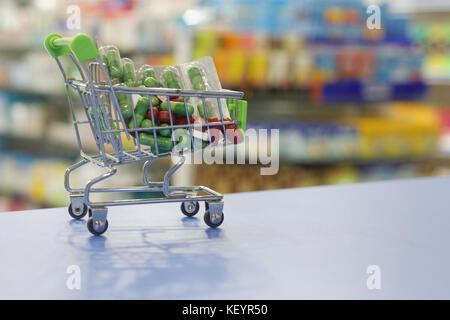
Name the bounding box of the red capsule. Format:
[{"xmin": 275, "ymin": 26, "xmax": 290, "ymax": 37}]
[
  {"xmin": 158, "ymin": 111, "xmax": 175, "ymax": 124},
  {"xmin": 226, "ymin": 127, "xmax": 244, "ymax": 144},
  {"xmin": 223, "ymin": 117, "xmax": 237, "ymax": 130},
  {"xmin": 147, "ymin": 107, "xmax": 159, "ymax": 122},
  {"xmin": 174, "ymin": 114, "xmax": 195, "ymax": 125}
]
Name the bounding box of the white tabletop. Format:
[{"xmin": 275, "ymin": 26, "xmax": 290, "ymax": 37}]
[{"xmin": 1, "ymin": 176, "xmax": 450, "ymax": 299}]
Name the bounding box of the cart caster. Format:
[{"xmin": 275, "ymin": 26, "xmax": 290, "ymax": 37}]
[
  {"xmin": 87, "ymin": 217, "xmax": 109, "ymax": 236},
  {"xmin": 68, "ymin": 203, "xmax": 88, "ymax": 219},
  {"xmin": 204, "ymin": 210, "xmax": 224, "ymax": 228},
  {"xmin": 87, "ymin": 207, "xmax": 108, "ymax": 236},
  {"xmin": 181, "ymin": 201, "xmax": 200, "ymax": 217}
]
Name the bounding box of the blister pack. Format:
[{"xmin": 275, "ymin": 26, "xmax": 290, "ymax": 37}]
[
  {"xmin": 100, "ymin": 45, "xmax": 123, "ymax": 84},
  {"xmin": 180, "ymin": 56, "xmax": 230, "ymax": 121}
]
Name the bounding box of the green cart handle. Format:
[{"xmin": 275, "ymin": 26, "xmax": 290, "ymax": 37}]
[
  {"xmin": 227, "ymin": 99, "xmax": 247, "ymax": 132},
  {"xmin": 44, "ymin": 33, "xmax": 99, "ymax": 62},
  {"xmin": 236, "ymin": 99, "xmax": 247, "ymax": 132}
]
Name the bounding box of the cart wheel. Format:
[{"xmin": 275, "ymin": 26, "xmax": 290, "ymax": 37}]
[
  {"xmin": 181, "ymin": 201, "xmax": 200, "ymax": 217},
  {"xmin": 204, "ymin": 210, "xmax": 224, "ymax": 228},
  {"xmin": 68, "ymin": 203, "xmax": 88, "ymax": 219},
  {"xmin": 87, "ymin": 217, "xmax": 108, "ymax": 236}
]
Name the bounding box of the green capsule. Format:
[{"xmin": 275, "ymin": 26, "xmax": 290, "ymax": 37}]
[
  {"xmin": 157, "ymin": 123, "xmax": 171, "ymax": 137},
  {"xmin": 197, "ymin": 102, "xmax": 212, "ymax": 119},
  {"xmin": 106, "ymin": 49, "xmax": 121, "ymax": 68},
  {"xmin": 106, "ymin": 48, "xmax": 122, "ymax": 80},
  {"xmin": 141, "ymin": 119, "xmax": 153, "ymax": 129},
  {"xmin": 109, "ymin": 65, "xmax": 122, "ymax": 80},
  {"xmin": 175, "ymin": 103, "xmax": 193, "ymax": 116},
  {"xmin": 160, "ymin": 101, "xmax": 194, "ymax": 115},
  {"xmin": 139, "ymin": 132, "xmax": 174, "ymax": 151},
  {"xmin": 143, "ymin": 68, "xmax": 155, "ymax": 79},
  {"xmin": 168, "ymin": 80, "xmax": 181, "ymax": 89},
  {"xmin": 122, "ymin": 59, "xmax": 136, "ymax": 84},
  {"xmin": 128, "ymin": 114, "xmax": 145, "ymax": 130},
  {"xmin": 125, "ymin": 79, "xmax": 138, "ymax": 87},
  {"xmin": 139, "ymin": 132, "xmax": 154, "ymax": 146},
  {"xmin": 135, "ymin": 96, "xmax": 150, "ymax": 117},
  {"xmin": 143, "ymin": 76, "xmax": 163, "ymax": 88},
  {"xmin": 119, "ymin": 104, "xmax": 133, "ymax": 120},
  {"xmin": 163, "ymin": 70, "xmax": 181, "ymax": 89},
  {"xmin": 117, "ymin": 93, "xmax": 129, "ymax": 107},
  {"xmin": 188, "ymin": 67, "xmax": 206, "ymax": 90},
  {"xmin": 192, "ymin": 75, "xmax": 206, "ymax": 90},
  {"xmin": 160, "ymin": 101, "xmax": 168, "ymax": 111},
  {"xmin": 188, "ymin": 67, "xmax": 201, "ymax": 79},
  {"xmin": 163, "ymin": 70, "xmax": 176, "ymax": 82},
  {"xmin": 150, "ymin": 96, "xmax": 161, "ymax": 106}
]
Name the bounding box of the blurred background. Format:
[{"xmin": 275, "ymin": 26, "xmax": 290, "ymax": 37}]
[{"xmin": 1, "ymin": 0, "xmax": 450, "ymax": 211}]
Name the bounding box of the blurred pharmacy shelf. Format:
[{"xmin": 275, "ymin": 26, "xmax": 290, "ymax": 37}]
[
  {"xmin": 391, "ymin": 0, "xmax": 450, "ymax": 14},
  {"xmin": 1, "ymin": 0, "xmax": 450, "ymax": 210},
  {"xmin": 0, "ymin": 134, "xmax": 80, "ymax": 159}
]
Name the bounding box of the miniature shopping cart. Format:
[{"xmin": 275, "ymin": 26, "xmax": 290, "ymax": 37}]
[{"xmin": 44, "ymin": 33, "xmax": 246, "ymax": 236}]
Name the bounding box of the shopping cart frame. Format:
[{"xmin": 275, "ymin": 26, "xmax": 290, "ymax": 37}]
[{"xmin": 45, "ymin": 33, "xmax": 245, "ymax": 235}]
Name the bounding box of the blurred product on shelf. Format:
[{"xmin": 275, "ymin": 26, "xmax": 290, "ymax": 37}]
[
  {"xmin": 437, "ymin": 109, "xmax": 450, "ymax": 156},
  {"xmin": 0, "ymin": 152, "xmax": 70, "ymax": 209},
  {"xmin": 255, "ymin": 103, "xmax": 441, "ymax": 163},
  {"xmin": 352, "ymin": 103, "xmax": 440, "ymax": 160},
  {"xmin": 0, "ymin": 92, "xmax": 45, "ymax": 137},
  {"xmin": 0, "ymin": 52, "xmax": 67, "ymax": 94},
  {"xmin": 410, "ymin": 21, "xmax": 450, "ymax": 82}
]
